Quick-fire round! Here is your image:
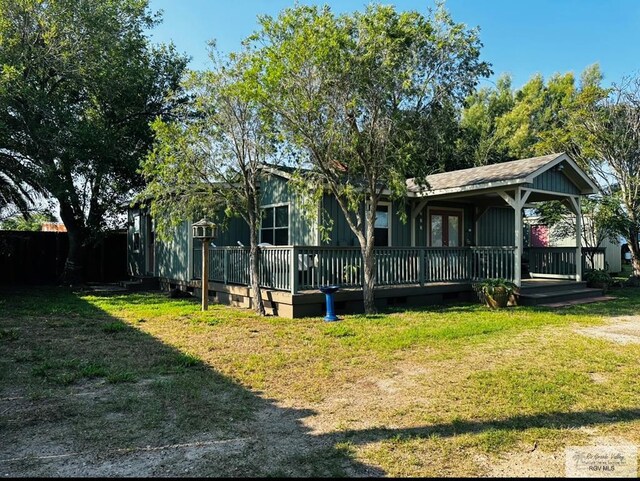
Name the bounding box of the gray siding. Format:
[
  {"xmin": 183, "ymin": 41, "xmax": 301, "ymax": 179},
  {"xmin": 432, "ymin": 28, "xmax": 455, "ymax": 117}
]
[
  {"xmin": 319, "ymin": 195, "xmax": 472, "ymax": 247},
  {"xmin": 155, "ymin": 221, "xmax": 191, "ymax": 282},
  {"xmin": 321, "ymin": 194, "xmax": 359, "ymax": 246},
  {"xmin": 476, "ymin": 207, "xmax": 515, "ymax": 246},
  {"xmin": 260, "ymin": 174, "xmax": 315, "ymax": 245},
  {"xmin": 320, "ymin": 196, "xmax": 413, "ymax": 247},
  {"xmin": 392, "ymin": 201, "xmax": 412, "ymax": 246},
  {"xmin": 212, "ymin": 216, "xmax": 250, "ymax": 247},
  {"xmin": 531, "ymin": 167, "xmax": 580, "ymax": 194}
]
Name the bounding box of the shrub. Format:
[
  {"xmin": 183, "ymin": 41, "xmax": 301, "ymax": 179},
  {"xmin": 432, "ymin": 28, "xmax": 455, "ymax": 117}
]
[{"xmin": 584, "ymin": 269, "xmax": 612, "ymax": 289}]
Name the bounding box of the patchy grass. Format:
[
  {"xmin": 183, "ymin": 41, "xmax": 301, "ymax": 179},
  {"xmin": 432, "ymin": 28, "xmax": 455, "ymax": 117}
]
[{"xmin": 1, "ymin": 286, "xmax": 640, "ymax": 476}]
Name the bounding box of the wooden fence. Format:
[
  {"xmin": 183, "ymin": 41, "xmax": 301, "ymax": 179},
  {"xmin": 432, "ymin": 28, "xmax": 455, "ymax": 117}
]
[{"xmin": 0, "ymin": 230, "xmax": 127, "ymax": 284}]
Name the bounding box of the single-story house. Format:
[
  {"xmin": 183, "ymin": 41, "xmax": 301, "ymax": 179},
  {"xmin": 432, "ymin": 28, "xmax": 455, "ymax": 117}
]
[{"xmin": 128, "ymin": 152, "xmax": 605, "ymax": 317}]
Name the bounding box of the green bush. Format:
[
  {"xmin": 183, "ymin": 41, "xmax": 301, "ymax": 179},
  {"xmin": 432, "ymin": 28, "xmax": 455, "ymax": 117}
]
[{"xmin": 584, "ymin": 269, "xmax": 612, "ymax": 287}]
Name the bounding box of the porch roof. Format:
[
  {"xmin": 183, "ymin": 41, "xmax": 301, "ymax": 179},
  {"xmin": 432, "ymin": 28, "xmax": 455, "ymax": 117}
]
[{"xmin": 406, "ymin": 152, "xmax": 599, "ymax": 198}]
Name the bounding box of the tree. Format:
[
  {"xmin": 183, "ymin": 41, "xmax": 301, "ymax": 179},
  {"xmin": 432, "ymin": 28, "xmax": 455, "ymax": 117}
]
[
  {"xmin": 457, "ymin": 74, "xmax": 514, "ymax": 166},
  {"xmin": 457, "ymin": 65, "xmax": 603, "ymax": 165},
  {"xmin": 0, "ymin": 0, "xmax": 187, "ymax": 283},
  {"xmin": 140, "ymin": 50, "xmax": 271, "ymax": 315},
  {"xmin": 1, "ymin": 211, "xmax": 55, "ymax": 231},
  {"xmin": 0, "ymin": 157, "xmax": 38, "ymax": 216},
  {"xmin": 252, "ymin": 4, "xmax": 490, "ymax": 313},
  {"xmin": 568, "ymin": 76, "xmax": 640, "ymax": 276}
]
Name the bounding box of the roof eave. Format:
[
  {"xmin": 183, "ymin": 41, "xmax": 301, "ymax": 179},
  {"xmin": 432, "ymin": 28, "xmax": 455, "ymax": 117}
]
[
  {"xmin": 524, "ymin": 153, "xmax": 600, "ymax": 195},
  {"xmin": 410, "ymin": 177, "xmax": 531, "ymax": 198}
]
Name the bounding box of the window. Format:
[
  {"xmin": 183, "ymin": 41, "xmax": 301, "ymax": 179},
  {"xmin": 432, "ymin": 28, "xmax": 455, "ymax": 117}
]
[
  {"xmin": 261, "ymin": 205, "xmax": 289, "ymax": 245},
  {"xmin": 132, "ymin": 213, "xmax": 141, "ymax": 252},
  {"xmin": 374, "ymin": 204, "xmax": 391, "ymax": 246}
]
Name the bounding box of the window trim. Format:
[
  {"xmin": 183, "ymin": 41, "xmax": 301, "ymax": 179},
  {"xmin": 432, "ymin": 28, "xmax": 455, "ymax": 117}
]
[
  {"xmin": 426, "ymin": 206, "xmax": 464, "ymax": 247},
  {"xmin": 132, "ymin": 211, "xmax": 141, "ymax": 253},
  {"xmin": 260, "ymin": 202, "xmax": 291, "ymax": 245}
]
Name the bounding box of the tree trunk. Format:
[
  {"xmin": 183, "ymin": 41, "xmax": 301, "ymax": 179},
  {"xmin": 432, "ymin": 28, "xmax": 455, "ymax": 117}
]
[
  {"xmin": 249, "ymin": 221, "xmax": 266, "ymax": 316},
  {"xmin": 362, "ymin": 241, "xmax": 376, "ymax": 314},
  {"xmin": 361, "ymin": 202, "xmax": 377, "ymax": 315},
  {"xmin": 628, "ymin": 227, "xmax": 640, "ymax": 277},
  {"xmin": 59, "ymin": 216, "xmax": 87, "ymax": 286},
  {"xmin": 585, "ymin": 250, "xmax": 596, "ymax": 271}
]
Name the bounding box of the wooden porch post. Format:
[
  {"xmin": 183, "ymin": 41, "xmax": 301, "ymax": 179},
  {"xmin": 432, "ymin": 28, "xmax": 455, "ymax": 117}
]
[
  {"xmin": 202, "ymin": 239, "xmax": 209, "ymax": 311},
  {"xmin": 498, "ymin": 189, "xmax": 531, "ymax": 288},
  {"xmin": 514, "ymin": 190, "xmax": 522, "ymax": 288},
  {"xmin": 571, "ymin": 196, "xmax": 583, "ymax": 282},
  {"xmin": 290, "ymin": 246, "xmax": 299, "ymax": 294}
]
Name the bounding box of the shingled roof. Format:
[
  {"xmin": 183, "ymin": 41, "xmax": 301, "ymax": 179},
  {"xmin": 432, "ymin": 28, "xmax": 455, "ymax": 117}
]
[{"xmin": 407, "ymin": 153, "xmax": 571, "ymax": 195}]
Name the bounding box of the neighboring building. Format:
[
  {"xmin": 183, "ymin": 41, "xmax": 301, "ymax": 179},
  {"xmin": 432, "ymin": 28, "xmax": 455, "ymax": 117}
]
[
  {"xmin": 128, "ymin": 153, "xmax": 603, "ymax": 317},
  {"xmin": 524, "ymin": 215, "xmax": 621, "ymax": 274},
  {"xmin": 41, "ymin": 222, "xmax": 67, "ymax": 232}
]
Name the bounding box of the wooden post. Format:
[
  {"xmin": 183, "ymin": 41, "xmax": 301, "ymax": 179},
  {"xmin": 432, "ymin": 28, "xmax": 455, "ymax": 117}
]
[
  {"xmin": 290, "ymin": 246, "xmax": 299, "ymax": 294},
  {"xmin": 223, "ymin": 248, "xmax": 229, "ymax": 285},
  {"xmin": 499, "ymin": 189, "xmax": 528, "ymax": 288},
  {"xmin": 202, "ymin": 239, "xmax": 209, "ymax": 311},
  {"xmin": 574, "ymin": 196, "xmax": 582, "ymax": 282},
  {"xmin": 419, "ymin": 248, "xmax": 425, "ymax": 286},
  {"xmin": 513, "ymin": 190, "xmax": 523, "ymax": 288}
]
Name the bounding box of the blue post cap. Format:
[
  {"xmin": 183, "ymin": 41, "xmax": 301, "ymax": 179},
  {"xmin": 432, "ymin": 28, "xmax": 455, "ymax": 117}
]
[{"xmin": 319, "ymin": 285, "xmax": 340, "ymax": 294}]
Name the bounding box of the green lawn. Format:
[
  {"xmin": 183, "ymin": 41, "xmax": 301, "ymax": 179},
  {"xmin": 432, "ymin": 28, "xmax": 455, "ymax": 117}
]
[{"xmin": 1, "ymin": 286, "xmax": 639, "ymax": 476}]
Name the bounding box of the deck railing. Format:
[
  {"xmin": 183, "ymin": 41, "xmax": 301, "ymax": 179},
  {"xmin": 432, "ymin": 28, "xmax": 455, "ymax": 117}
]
[
  {"xmin": 193, "ymin": 245, "xmax": 517, "ymax": 294},
  {"xmin": 525, "ymin": 247, "xmax": 577, "ymax": 278}
]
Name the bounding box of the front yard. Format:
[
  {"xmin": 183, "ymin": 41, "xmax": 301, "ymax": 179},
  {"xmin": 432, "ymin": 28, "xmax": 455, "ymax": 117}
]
[{"xmin": 1, "ymin": 287, "xmax": 639, "ymax": 476}]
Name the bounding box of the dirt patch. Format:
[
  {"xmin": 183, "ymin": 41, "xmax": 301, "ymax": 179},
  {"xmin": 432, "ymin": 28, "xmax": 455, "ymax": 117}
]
[
  {"xmin": 589, "ymin": 372, "xmax": 609, "ymax": 384},
  {"xmin": 576, "ymin": 316, "xmax": 640, "ymax": 344},
  {"xmin": 484, "ymin": 449, "xmax": 565, "ymax": 477}
]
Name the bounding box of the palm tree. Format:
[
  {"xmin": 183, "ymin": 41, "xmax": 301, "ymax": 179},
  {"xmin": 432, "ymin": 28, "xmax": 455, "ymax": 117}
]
[{"xmin": 0, "ymin": 157, "xmax": 37, "ymax": 216}]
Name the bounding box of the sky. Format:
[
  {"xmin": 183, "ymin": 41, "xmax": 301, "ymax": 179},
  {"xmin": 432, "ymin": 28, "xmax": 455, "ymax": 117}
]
[{"xmin": 148, "ymin": 0, "xmax": 640, "ymax": 89}]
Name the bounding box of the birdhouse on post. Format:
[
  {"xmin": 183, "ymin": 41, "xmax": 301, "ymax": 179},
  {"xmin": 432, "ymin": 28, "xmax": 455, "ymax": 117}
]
[{"xmin": 192, "ymin": 218, "xmax": 218, "ymax": 311}]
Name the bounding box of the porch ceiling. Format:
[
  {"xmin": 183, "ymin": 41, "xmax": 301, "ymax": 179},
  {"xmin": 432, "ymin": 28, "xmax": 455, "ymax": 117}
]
[{"xmin": 411, "ymin": 186, "xmax": 574, "ymax": 208}]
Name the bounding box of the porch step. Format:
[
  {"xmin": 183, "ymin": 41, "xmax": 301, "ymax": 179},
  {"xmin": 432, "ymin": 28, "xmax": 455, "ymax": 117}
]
[
  {"xmin": 517, "ymin": 286, "xmax": 604, "ymax": 306},
  {"xmin": 519, "ymin": 280, "xmax": 587, "ymax": 294},
  {"xmin": 536, "ymin": 295, "xmax": 617, "ymax": 308}
]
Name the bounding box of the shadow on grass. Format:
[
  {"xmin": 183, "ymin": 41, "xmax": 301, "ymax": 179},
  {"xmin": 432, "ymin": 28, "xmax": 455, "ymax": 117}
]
[
  {"xmin": 0, "ymin": 287, "xmax": 379, "ymax": 477},
  {"xmin": 330, "ymin": 408, "xmax": 640, "ymax": 448},
  {"xmin": 2, "ymin": 287, "xmax": 639, "ymax": 476}
]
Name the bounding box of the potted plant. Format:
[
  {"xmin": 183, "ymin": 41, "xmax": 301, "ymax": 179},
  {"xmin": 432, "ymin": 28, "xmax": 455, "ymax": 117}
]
[
  {"xmin": 584, "ymin": 269, "xmax": 612, "ymax": 293},
  {"xmin": 473, "ymin": 278, "xmax": 518, "ymax": 309}
]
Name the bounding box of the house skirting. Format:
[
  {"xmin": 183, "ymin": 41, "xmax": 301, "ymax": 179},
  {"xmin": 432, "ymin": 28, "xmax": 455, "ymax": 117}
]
[{"xmin": 159, "ymin": 278, "xmax": 474, "ymax": 318}]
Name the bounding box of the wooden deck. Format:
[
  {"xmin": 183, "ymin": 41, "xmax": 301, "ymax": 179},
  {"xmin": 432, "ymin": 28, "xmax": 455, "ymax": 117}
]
[
  {"xmin": 161, "ymin": 277, "xmax": 477, "ymax": 318},
  {"xmin": 157, "ymin": 246, "xmax": 604, "ymax": 318}
]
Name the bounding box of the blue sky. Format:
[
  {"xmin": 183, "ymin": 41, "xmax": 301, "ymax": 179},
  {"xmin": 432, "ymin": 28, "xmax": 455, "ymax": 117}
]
[{"xmin": 148, "ymin": 0, "xmax": 640, "ymax": 89}]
